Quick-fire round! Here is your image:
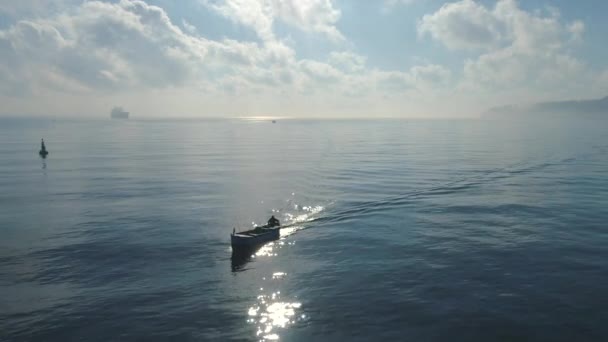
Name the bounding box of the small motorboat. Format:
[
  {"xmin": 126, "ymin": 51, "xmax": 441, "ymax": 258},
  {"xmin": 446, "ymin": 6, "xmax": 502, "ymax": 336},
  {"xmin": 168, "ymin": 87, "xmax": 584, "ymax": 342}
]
[
  {"xmin": 231, "ymin": 224, "xmax": 280, "ymax": 248},
  {"xmin": 39, "ymin": 139, "xmax": 49, "ymax": 158}
]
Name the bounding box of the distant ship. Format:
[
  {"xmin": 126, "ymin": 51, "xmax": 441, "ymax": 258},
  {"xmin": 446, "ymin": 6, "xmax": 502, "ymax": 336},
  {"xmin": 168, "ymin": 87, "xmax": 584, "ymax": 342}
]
[{"xmin": 111, "ymin": 107, "xmax": 129, "ymax": 119}]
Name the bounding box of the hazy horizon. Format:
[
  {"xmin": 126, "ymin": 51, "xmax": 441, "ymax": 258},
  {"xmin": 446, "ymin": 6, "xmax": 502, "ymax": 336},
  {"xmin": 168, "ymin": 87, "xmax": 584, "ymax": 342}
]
[{"xmin": 1, "ymin": 0, "xmax": 608, "ymax": 118}]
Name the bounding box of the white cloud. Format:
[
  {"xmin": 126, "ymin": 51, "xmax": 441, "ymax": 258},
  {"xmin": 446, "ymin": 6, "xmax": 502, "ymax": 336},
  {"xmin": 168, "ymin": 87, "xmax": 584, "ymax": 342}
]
[
  {"xmin": 202, "ymin": 0, "xmax": 344, "ymax": 42},
  {"xmin": 411, "ymin": 64, "xmax": 452, "ymax": 86},
  {"xmin": 371, "ymin": 64, "xmax": 451, "ymax": 93},
  {"xmin": 0, "ymin": 0, "xmax": 453, "ymax": 117},
  {"xmin": 374, "ymin": 70, "xmax": 414, "ymax": 92},
  {"xmin": 2, "ymin": 0, "xmax": 595, "ymax": 118},
  {"xmin": 494, "ymin": 0, "xmax": 564, "ymax": 53},
  {"xmin": 298, "ymin": 59, "xmax": 342, "ymax": 83},
  {"xmin": 413, "ymin": 0, "xmax": 601, "ymax": 113},
  {"xmin": 0, "ymin": 0, "xmax": 282, "ymax": 94},
  {"xmin": 417, "ymin": 0, "xmax": 589, "ymax": 104},
  {"xmin": 328, "ymin": 51, "xmax": 366, "ymax": 72},
  {"xmin": 418, "ymin": 0, "xmax": 506, "ymax": 50},
  {"xmin": 181, "ymin": 19, "xmax": 197, "ymax": 35},
  {"xmin": 418, "ymin": 0, "xmax": 584, "ymax": 54},
  {"xmin": 273, "ymin": 0, "xmax": 343, "ymax": 41},
  {"xmin": 203, "ymin": 0, "xmax": 275, "ymax": 41},
  {"xmin": 568, "ymin": 20, "xmax": 585, "ymax": 43}
]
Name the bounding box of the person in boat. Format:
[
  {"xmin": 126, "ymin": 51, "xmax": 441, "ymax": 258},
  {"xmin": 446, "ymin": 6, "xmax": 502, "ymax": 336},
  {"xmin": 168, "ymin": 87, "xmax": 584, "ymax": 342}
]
[{"xmin": 267, "ymin": 215, "xmax": 280, "ymax": 227}]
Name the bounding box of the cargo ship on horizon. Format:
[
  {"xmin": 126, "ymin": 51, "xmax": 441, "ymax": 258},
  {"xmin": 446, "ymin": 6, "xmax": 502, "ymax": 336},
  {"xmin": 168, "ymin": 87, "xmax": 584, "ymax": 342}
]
[{"xmin": 111, "ymin": 107, "xmax": 129, "ymax": 119}]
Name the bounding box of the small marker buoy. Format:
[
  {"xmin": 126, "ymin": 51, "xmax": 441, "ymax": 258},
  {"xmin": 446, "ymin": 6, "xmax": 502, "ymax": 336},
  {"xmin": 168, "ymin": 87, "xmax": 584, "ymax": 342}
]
[{"xmin": 39, "ymin": 139, "xmax": 49, "ymax": 158}]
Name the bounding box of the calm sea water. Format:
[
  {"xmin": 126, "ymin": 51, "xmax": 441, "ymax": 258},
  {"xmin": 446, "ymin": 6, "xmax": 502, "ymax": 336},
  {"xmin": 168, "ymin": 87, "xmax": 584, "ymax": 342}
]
[{"xmin": 1, "ymin": 118, "xmax": 607, "ymax": 341}]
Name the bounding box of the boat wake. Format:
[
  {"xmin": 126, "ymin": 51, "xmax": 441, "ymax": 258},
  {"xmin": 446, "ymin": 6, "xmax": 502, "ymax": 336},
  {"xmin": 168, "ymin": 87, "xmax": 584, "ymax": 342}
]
[
  {"xmin": 315, "ymin": 153, "xmax": 590, "ymax": 224},
  {"xmin": 279, "ymin": 204, "xmax": 325, "ymax": 238}
]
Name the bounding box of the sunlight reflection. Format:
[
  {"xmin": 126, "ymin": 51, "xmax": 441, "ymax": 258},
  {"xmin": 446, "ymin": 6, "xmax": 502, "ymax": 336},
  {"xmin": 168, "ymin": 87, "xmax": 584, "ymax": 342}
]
[
  {"xmin": 248, "ymin": 290, "xmax": 303, "ymax": 341},
  {"xmin": 255, "ymin": 243, "xmax": 278, "ymax": 257},
  {"xmin": 279, "ymin": 226, "xmax": 300, "ymax": 237},
  {"xmin": 240, "ymin": 202, "xmax": 322, "ymax": 340},
  {"xmin": 272, "ymin": 272, "xmax": 286, "ymax": 279},
  {"xmin": 237, "ymin": 116, "xmax": 285, "ymax": 122}
]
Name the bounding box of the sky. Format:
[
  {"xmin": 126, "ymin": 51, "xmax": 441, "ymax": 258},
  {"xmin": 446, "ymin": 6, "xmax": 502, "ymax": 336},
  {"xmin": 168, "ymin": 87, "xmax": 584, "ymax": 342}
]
[{"xmin": 1, "ymin": 0, "xmax": 607, "ymax": 118}]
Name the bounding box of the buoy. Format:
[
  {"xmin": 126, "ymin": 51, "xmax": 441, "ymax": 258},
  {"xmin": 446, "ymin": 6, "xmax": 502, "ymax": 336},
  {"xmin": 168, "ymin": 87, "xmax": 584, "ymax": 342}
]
[{"xmin": 39, "ymin": 139, "xmax": 49, "ymax": 158}]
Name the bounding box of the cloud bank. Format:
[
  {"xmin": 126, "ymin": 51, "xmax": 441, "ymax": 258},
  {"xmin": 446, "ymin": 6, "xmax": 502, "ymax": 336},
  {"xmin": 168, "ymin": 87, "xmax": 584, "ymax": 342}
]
[{"xmin": 0, "ymin": 0, "xmax": 605, "ymax": 117}]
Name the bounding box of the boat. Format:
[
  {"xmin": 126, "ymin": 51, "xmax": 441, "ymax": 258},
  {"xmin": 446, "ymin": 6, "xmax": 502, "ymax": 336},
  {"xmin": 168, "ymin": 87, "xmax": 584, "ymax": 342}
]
[
  {"xmin": 231, "ymin": 224, "xmax": 280, "ymax": 248},
  {"xmin": 111, "ymin": 106, "xmax": 129, "ymax": 119},
  {"xmin": 39, "ymin": 139, "xmax": 49, "ymax": 158}
]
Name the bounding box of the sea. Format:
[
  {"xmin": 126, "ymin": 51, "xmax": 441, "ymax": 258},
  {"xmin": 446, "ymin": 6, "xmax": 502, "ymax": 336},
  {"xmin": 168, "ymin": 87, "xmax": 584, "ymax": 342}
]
[{"xmin": 1, "ymin": 117, "xmax": 607, "ymax": 341}]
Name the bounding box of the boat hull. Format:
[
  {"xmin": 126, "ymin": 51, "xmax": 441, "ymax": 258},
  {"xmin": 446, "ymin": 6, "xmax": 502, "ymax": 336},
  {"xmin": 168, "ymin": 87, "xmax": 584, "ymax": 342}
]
[{"xmin": 231, "ymin": 227, "xmax": 280, "ymax": 248}]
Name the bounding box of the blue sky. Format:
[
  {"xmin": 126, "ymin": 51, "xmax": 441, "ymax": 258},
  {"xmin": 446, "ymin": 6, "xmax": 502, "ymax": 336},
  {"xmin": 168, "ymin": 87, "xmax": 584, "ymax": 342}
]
[{"xmin": 0, "ymin": 0, "xmax": 607, "ymax": 117}]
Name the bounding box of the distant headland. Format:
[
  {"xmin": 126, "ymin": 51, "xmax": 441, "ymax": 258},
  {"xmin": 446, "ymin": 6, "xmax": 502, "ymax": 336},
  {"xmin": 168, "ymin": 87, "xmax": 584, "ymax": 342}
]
[{"xmin": 484, "ymin": 95, "xmax": 608, "ymax": 118}]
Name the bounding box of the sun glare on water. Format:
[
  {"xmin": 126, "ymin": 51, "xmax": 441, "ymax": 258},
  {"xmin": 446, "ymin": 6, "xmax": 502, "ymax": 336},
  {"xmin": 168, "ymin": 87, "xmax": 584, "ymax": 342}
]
[
  {"xmin": 243, "ymin": 204, "xmax": 323, "ymax": 340},
  {"xmin": 237, "ymin": 116, "xmax": 286, "ymax": 122},
  {"xmin": 248, "ymin": 289, "xmax": 303, "ymax": 341}
]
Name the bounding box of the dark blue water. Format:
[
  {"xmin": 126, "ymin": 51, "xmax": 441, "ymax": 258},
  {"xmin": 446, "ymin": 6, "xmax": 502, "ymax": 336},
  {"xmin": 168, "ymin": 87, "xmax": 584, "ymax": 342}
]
[{"xmin": 1, "ymin": 118, "xmax": 607, "ymax": 341}]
